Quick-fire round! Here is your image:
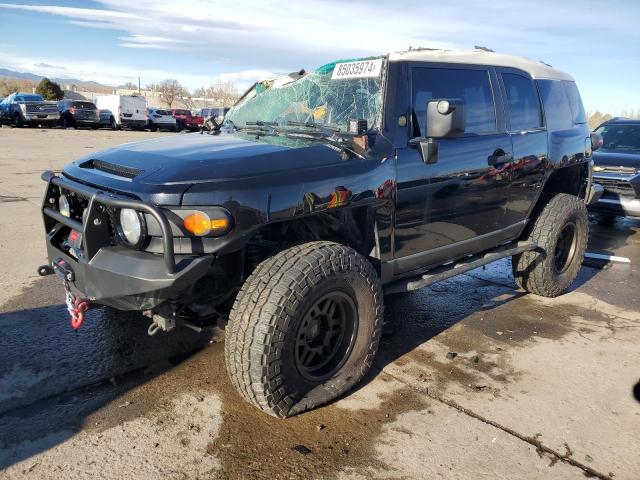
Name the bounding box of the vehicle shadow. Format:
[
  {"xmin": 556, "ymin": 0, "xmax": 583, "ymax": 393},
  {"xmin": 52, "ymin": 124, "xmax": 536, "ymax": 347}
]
[{"xmin": 0, "ymin": 283, "xmax": 214, "ymax": 471}]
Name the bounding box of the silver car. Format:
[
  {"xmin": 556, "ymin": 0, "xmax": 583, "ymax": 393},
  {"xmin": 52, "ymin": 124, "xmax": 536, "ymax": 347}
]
[{"xmin": 146, "ymin": 108, "xmax": 177, "ymax": 132}]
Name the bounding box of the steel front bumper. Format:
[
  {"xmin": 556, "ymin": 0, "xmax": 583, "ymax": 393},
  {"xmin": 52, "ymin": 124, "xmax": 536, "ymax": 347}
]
[{"xmin": 41, "ymin": 172, "xmax": 212, "ymax": 310}]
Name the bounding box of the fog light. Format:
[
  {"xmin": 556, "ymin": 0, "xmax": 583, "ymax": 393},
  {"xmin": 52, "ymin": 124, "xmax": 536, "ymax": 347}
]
[
  {"xmin": 118, "ymin": 208, "xmax": 144, "ymax": 246},
  {"xmin": 59, "ymin": 195, "xmax": 71, "ymax": 218}
]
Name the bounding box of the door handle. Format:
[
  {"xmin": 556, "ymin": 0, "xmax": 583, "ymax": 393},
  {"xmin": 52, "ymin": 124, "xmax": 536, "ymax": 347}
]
[{"xmin": 488, "ymin": 152, "xmax": 513, "ymax": 166}]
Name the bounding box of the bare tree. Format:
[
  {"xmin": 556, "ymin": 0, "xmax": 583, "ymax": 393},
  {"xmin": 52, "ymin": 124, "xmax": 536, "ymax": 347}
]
[
  {"xmin": 122, "ymin": 81, "xmax": 137, "ymax": 90},
  {"xmin": 0, "ymin": 77, "xmax": 36, "ymax": 96},
  {"xmin": 587, "ymin": 111, "xmax": 613, "ymax": 130},
  {"xmin": 208, "ymin": 80, "xmax": 240, "ymax": 107},
  {"xmin": 156, "ymin": 79, "xmax": 187, "ymax": 108}
]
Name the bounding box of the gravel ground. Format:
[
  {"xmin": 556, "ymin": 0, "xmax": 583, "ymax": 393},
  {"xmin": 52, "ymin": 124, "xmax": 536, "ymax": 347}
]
[{"xmin": 0, "ymin": 127, "xmax": 638, "ymax": 479}]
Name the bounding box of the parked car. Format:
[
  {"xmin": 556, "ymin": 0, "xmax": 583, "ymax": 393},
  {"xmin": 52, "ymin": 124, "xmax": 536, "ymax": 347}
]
[
  {"xmin": 95, "ymin": 95, "xmax": 147, "ymax": 130},
  {"xmin": 0, "ymin": 92, "xmax": 59, "ymax": 128},
  {"xmin": 172, "ymin": 108, "xmax": 203, "ymax": 131},
  {"xmin": 589, "ymin": 118, "xmax": 640, "ymax": 218},
  {"xmin": 58, "ymin": 100, "xmax": 100, "ymax": 129},
  {"xmin": 98, "ymin": 109, "xmax": 115, "ymax": 129},
  {"xmin": 40, "ymin": 50, "xmax": 600, "ymax": 418},
  {"xmin": 146, "ymin": 108, "xmax": 177, "ymax": 132}
]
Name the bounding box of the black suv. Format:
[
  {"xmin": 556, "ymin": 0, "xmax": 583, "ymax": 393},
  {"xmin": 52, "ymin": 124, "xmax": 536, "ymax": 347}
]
[
  {"xmin": 40, "ymin": 50, "xmax": 600, "ymax": 417},
  {"xmin": 590, "ymin": 118, "xmax": 640, "ymax": 218},
  {"xmin": 58, "ymin": 100, "xmax": 100, "ymax": 129}
]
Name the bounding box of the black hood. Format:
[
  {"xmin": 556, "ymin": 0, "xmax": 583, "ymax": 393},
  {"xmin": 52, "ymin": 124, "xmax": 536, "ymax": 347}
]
[
  {"xmin": 63, "ymin": 132, "xmax": 351, "ymax": 202},
  {"xmin": 593, "ymin": 150, "xmax": 640, "ymax": 169}
]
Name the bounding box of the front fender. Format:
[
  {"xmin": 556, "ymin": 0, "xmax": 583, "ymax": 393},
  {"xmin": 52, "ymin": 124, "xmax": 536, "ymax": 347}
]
[{"xmin": 180, "ymin": 155, "xmax": 397, "ymax": 259}]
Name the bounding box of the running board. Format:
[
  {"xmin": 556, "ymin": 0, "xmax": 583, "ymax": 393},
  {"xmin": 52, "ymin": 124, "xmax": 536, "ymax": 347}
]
[{"xmin": 384, "ymin": 241, "xmax": 538, "ymax": 294}]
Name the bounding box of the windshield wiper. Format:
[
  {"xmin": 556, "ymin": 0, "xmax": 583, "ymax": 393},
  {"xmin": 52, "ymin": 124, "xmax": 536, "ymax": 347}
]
[
  {"xmin": 283, "ymin": 121, "xmax": 363, "ymax": 159},
  {"xmin": 243, "ymin": 120, "xmax": 279, "ymax": 135},
  {"xmin": 285, "ymin": 120, "xmax": 341, "ymax": 139}
]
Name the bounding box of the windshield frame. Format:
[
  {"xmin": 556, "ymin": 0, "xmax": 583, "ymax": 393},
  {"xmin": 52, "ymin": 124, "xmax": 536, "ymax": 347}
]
[
  {"xmin": 595, "ymin": 123, "xmax": 640, "ymax": 154},
  {"xmin": 225, "ymin": 57, "xmax": 388, "ymax": 135}
]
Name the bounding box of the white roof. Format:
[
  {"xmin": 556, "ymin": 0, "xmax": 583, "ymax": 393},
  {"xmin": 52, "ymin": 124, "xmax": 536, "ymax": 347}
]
[{"xmin": 388, "ymin": 49, "xmax": 573, "ymax": 81}]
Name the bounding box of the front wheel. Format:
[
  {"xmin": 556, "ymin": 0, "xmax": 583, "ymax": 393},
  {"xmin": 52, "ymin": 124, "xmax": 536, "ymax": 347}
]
[
  {"xmin": 225, "ymin": 241, "xmax": 384, "ymax": 418},
  {"xmin": 110, "ymin": 117, "xmax": 119, "ymax": 130},
  {"xmin": 512, "ymin": 193, "xmax": 588, "ymax": 297}
]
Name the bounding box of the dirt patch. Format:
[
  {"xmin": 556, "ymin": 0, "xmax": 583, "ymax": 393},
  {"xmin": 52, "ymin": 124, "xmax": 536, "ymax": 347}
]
[
  {"xmin": 0, "ymin": 195, "xmax": 27, "ymax": 203},
  {"xmin": 206, "ymin": 350, "xmax": 427, "ymax": 479},
  {"xmin": 67, "ymin": 341, "xmax": 428, "ymax": 480}
]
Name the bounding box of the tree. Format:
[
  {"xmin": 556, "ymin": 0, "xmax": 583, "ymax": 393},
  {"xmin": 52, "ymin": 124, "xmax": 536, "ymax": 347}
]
[
  {"xmin": 35, "ymin": 78, "xmax": 64, "ymax": 100},
  {"xmin": 0, "ymin": 78, "xmax": 35, "ymax": 97},
  {"xmin": 587, "ymin": 111, "xmax": 613, "ymax": 130},
  {"xmin": 156, "ymin": 79, "xmax": 187, "ymax": 108},
  {"xmin": 122, "ymin": 81, "xmax": 138, "ymax": 91}
]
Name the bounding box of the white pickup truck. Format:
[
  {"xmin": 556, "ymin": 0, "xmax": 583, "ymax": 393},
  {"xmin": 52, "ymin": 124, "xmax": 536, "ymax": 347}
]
[{"xmin": 94, "ymin": 95, "xmax": 147, "ymax": 130}]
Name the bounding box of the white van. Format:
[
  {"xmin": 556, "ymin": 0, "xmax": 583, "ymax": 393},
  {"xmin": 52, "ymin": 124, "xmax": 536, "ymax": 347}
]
[{"xmin": 94, "ymin": 95, "xmax": 147, "ymax": 129}]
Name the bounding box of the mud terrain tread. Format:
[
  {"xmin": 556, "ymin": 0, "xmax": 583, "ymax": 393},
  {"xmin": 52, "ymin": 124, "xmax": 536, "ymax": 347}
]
[
  {"xmin": 513, "ymin": 193, "xmax": 588, "ymax": 297},
  {"xmin": 225, "ymin": 241, "xmax": 383, "ymax": 417}
]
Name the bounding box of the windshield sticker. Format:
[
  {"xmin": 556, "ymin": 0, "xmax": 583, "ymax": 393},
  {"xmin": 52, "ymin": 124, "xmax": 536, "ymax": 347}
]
[{"xmin": 331, "ymin": 59, "xmax": 383, "ymax": 80}]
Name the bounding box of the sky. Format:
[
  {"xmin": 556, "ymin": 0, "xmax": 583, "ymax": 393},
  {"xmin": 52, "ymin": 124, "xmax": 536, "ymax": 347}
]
[{"xmin": 0, "ymin": 0, "xmax": 638, "ymax": 113}]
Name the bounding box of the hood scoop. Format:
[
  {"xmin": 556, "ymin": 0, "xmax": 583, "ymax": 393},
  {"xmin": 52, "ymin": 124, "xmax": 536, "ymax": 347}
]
[{"xmin": 80, "ymin": 159, "xmax": 143, "ymax": 179}]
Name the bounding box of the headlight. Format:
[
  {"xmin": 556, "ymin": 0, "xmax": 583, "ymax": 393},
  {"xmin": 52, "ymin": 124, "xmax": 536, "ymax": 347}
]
[
  {"xmin": 118, "ymin": 208, "xmax": 145, "ymax": 247},
  {"xmin": 59, "ymin": 195, "xmax": 71, "ymax": 218}
]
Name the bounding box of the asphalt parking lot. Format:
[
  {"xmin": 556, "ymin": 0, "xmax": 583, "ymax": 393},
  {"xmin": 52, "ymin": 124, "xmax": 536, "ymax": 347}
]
[{"xmin": 0, "ymin": 127, "xmax": 638, "ymax": 479}]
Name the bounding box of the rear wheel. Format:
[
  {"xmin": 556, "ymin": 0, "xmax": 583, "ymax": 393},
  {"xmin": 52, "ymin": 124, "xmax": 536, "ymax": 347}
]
[
  {"xmin": 225, "ymin": 241, "xmax": 384, "ymax": 417},
  {"xmin": 512, "ymin": 193, "xmax": 588, "ymax": 297}
]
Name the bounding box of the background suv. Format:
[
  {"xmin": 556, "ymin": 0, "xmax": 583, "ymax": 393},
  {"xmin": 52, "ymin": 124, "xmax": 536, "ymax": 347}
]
[
  {"xmin": 590, "ymin": 118, "xmax": 640, "ymax": 218},
  {"xmin": 146, "ymin": 108, "xmax": 177, "ymax": 131},
  {"xmin": 58, "ymin": 100, "xmax": 100, "ymax": 129}
]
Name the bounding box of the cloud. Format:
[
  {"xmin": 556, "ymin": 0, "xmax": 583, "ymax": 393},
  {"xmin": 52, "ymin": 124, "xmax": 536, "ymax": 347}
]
[
  {"xmin": 34, "ymin": 62, "xmax": 66, "ymax": 70},
  {"xmin": 0, "ymin": 51, "xmax": 273, "ymax": 91}
]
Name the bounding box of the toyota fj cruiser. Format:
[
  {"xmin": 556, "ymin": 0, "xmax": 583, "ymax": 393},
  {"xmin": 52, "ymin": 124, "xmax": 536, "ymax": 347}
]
[{"xmin": 40, "ymin": 49, "xmax": 602, "ymax": 417}]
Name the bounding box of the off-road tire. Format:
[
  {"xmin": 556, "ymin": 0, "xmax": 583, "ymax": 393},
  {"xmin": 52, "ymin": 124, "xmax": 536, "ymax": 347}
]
[
  {"xmin": 512, "ymin": 193, "xmax": 588, "ymax": 297},
  {"xmin": 225, "ymin": 241, "xmax": 384, "ymax": 418}
]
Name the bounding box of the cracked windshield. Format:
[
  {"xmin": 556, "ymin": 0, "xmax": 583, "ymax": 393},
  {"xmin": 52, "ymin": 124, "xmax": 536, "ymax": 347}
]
[{"xmin": 225, "ymin": 57, "xmax": 384, "ymax": 132}]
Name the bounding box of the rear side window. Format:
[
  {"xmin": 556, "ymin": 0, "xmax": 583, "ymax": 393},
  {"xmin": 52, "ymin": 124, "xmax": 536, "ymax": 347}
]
[
  {"xmin": 562, "ymin": 81, "xmax": 586, "ymax": 125},
  {"xmin": 501, "ymin": 73, "xmax": 543, "ymax": 131},
  {"xmin": 411, "ymin": 67, "xmax": 497, "ymax": 135},
  {"xmin": 74, "ymin": 102, "xmax": 97, "ymax": 110},
  {"xmin": 537, "ymin": 80, "xmax": 573, "ymax": 131}
]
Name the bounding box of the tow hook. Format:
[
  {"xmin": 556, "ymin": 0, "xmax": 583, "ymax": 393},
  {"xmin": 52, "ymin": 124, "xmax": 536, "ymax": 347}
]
[
  {"xmin": 64, "ymin": 289, "xmax": 90, "ymax": 330},
  {"xmin": 145, "ymin": 312, "xmax": 176, "ymax": 336}
]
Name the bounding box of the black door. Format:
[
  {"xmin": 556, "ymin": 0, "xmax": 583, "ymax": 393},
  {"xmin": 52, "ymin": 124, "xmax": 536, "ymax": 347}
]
[
  {"xmin": 497, "ymin": 69, "xmax": 548, "ymax": 226},
  {"xmin": 393, "ymin": 65, "xmax": 516, "ymax": 275}
]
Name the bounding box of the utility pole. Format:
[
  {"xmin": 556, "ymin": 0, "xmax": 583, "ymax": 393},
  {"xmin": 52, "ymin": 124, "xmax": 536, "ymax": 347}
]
[{"xmin": 138, "ymin": 77, "xmax": 141, "ymax": 94}]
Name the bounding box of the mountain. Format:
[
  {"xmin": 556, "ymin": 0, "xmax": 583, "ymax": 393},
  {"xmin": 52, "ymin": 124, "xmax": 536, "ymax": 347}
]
[{"xmin": 0, "ymin": 68, "xmax": 114, "ymax": 92}]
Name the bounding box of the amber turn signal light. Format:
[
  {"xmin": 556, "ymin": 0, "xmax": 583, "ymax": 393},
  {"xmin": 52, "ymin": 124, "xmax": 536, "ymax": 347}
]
[{"xmin": 183, "ymin": 211, "xmax": 232, "ymax": 236}]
